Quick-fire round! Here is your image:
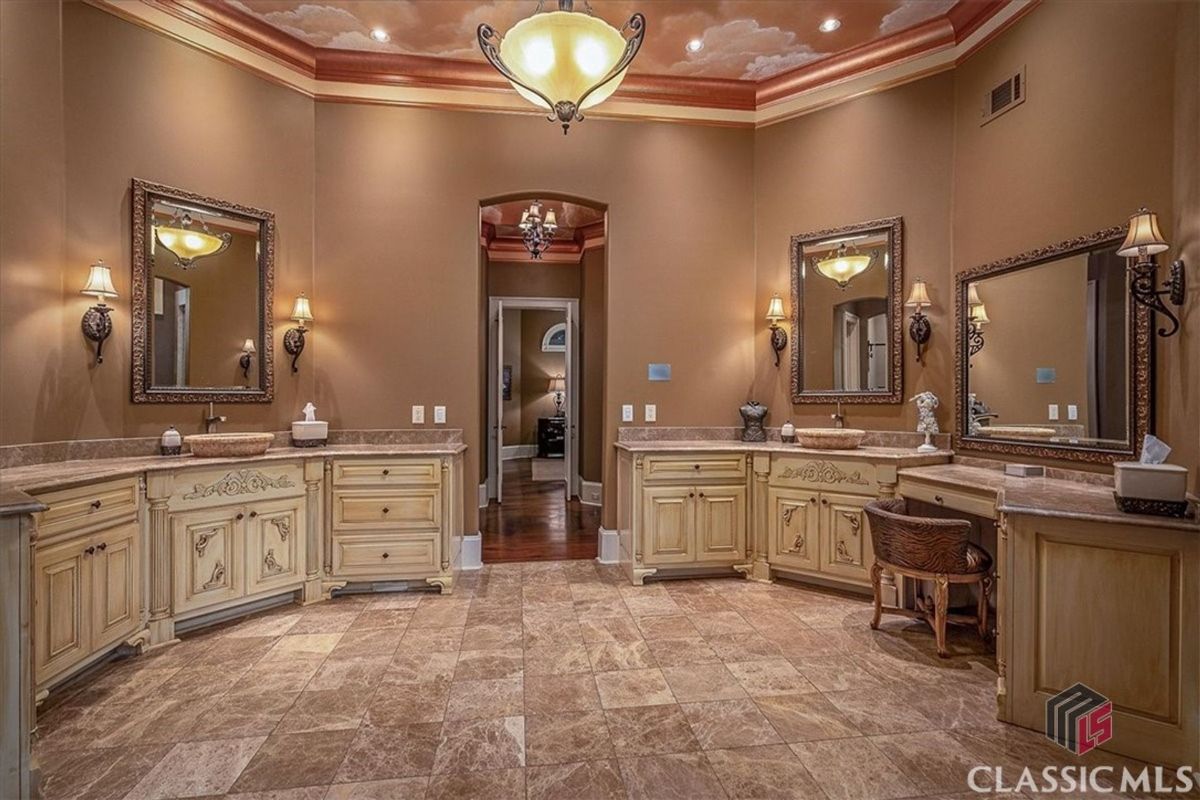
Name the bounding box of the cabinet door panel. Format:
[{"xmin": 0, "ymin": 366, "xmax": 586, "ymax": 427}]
[
  {"xmin": 172, "ymin": 509, "xmax": 243, "ymax": 614},
  {"xmin": 246, "ymin": 499, "xmax": 306, "ymax": 595},
  {"xmin": 767, "ymin": 488, "xmax": 820, "ymax": 573},
  {"xmin": 642, "ymin": 486, "xmax": 693, "ymax": 565},
  {"xmin": 695, "ymin": 485, "xmax": 746, "ymax": 562},
  {"xmin": 91, "ymin": 522, "xmax": 141, "ymax": 650},
  {"xmin": 34, "ymin": 537, "xmax": 91, "ymax": 684},
  {"xmin": 819, "ymin": 492, "xmax": 874, "ymax": 582}
]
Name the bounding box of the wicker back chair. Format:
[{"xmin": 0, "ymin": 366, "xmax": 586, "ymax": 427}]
[{"xmin": 863, "ymin": 498, "xmax": 994, "ymax": 657}]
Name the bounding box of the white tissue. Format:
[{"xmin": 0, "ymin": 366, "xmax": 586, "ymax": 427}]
[{"xmin": 1140, "ymin": 434, "xmax": 1170, "ymax": 465}]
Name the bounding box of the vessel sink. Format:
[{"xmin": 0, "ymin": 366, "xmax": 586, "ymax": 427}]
[
  {"xmin": 793, "ymin": 428, "xmax": 866, "ymax": 450},
  {"xmin": 185, "ymin": 432, "xmax": 275, "ymax": 458}
]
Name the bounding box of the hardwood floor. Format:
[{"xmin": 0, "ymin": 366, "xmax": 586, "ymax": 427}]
[{"xmin": 482, "ymin": 458, "xmax": 600, "ymax": 563}]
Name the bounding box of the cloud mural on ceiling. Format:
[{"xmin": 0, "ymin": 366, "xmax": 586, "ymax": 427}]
[{"xmin": 230, "ymin": 0, "xmax": 958, "ymax": 81}]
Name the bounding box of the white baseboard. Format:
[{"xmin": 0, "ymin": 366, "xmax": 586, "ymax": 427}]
[
  {"xmin": 478, "ymin": 483, "xmax": 489, "ymax": 509},
  {"xmin": 597, "ymin": 527, "xmax": 620, "ymax": 565},
  {"xmin": 460, "ymin": 532, "xmax": 482, "ymax": 571},
  {"xmin": 502, "ymin": 444, "xmax": 537, "ymax": 460},
  {"xmin": 579, "ymin": 480, "xmax": 602, "ymax": 506}
]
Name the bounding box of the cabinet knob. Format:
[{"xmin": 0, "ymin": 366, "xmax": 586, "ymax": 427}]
[
  {"xmin": 934, "ymin": 495, "xmax": 944, "ymax": 505},
  {"xmin": 381, "ymin": 552, "xmax": 390, "ymax": 559},
  {"xmin": 810, "ymin": 497, "xmax": 817, "ymax": 503},
  {"xmin": 90, "ymin": 500, "xmax": 102, "ymax": 510},
  {"xmin": 249, "ymin": 511, "xmax": 258, "ymax": 518},
  {"xmin": 236, "ymin": 513, "xmax": 245, "ymax": 520},
  {"xmin": 84, "ymin": 546, "xmax": 96, "ymax": 556},
  {"xmin": 821, "ymin": 498, "xmax": 828, "ymax": 505},
  {"xmin": 693, "ymin": 464, "xmax": 700, "ymax": 470},
  {"xmin": 382, "ymin": 469, "xmax": 390, "ymax": 476},
  {"xmin": 382, "ymin": 507, "xmax": 390, "ymax": 514},
  {"xmin": 97, "ymin": 542, "xmax": 107, "ymax": 552},
  {"xmin": 699, "ymin": 492, "xmax": 705, "ymax": 498},
  {"xmin": 688, "ymin": 492, "xmax": 695, "ymax": 498}
]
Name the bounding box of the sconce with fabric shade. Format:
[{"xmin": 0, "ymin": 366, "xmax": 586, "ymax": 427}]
[
  {"xmin": 1118, "ymin": 207, "xmax": 1185, "ymax": 337},
  {"xmin": 967, "ymin": 295, "xmax": 989, "ymax": 356},
  {"xmin": 80, "ymin": 260, "xmax": 117, "ymax": 365},
  {"xmin": 283, "ymin": 293, "xmax": 313, "ymax": 373},
  {"xmin": 904, "ymin": 278, "xmax": 933, "ymax": 364},
  {"xmin": 548, "ymin": 374, "xmax": 566, "ymax": 416},
  {"xmin": 765, "ymin": 294, "xmax": 788, "ymax": 368},
  {"xmin": 240, "ymin": 339, "xmax": 256, "ymax": 380}
]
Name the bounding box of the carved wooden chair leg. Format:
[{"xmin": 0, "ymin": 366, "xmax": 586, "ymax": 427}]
[
  {"xmin": 869, "ymin": 562, "xmax": 883, "ymax": 630},
  {"xmin": 933, "ymin": 574, "xmax": 950, "ymax": 658},
  {"xmin": 978, "ymin": 574, "xmax": 994, "ymax": 639}
]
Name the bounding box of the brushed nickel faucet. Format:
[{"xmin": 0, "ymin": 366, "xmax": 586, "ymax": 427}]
[
  {"xmin": 204, "ymin": 402, "xmax": 227, "ymax": 434},
  {"xmin": 831, "ymin": 400, "xmax": 845, "ymax": 429}
]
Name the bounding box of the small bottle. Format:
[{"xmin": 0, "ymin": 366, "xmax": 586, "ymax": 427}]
[
  {"xmin": 780, "ymin": 420, "xmax": 796, "ymax": 444},
  {"xmin": 160, "ymin": 425, "xmax": 182, "ymax": 456}
]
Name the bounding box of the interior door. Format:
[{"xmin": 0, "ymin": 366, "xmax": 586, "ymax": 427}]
[
  {"xmin": 866, "ymin": 313, "xmax": 887, "ymax": 390},
  {"xmin": 494, "ymin": 299, "xmax": 505, "ymax": 504}
]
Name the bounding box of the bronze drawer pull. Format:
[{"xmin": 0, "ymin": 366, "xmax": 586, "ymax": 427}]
[
  {"xmin": 236, "ymin": 513, "xmax": 245, "ymax": 520},
  {"xmin": 381, "ymin": 552, "xmax": 389, "ymax": 559},
  {"xmin": 693, "ymin": 464, "xmax": 700, "ymax": 470},
  {"xmin": 688, "ymin": 492, "xmax": 695, "ymax": 498},
  {"xmin": 249, "ymin": 511, "xmax": 258, "ymax": 518},
  {"xmin": 821, "ymin": 498, "xmax": 828, "ymax": 505},
  {"xmin": 90, "ymin": 500, "xmax": 102, "ymax": 510},
  {"xmin": 97, "ymin": 542, "xmax": 107, "ymax": 552},
  {"xmin": 382, "ymin": 507, "xmax": 390, "ymax": 514},
  {"xmin": 84, "ymin": 546, "xmax": 96, "ymax": 556},
  {"xmin": 699, "ymin": 492, "xmax": 705, "ymax": 498},
  {"xmin": 382, "ymin": 469, "xmax": 390, "ymax": 476},
  {"xmin": 934, "ymin": 495, "xmax": 944, "ymax": 504}
]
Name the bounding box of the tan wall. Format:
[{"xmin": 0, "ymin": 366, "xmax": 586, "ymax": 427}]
[
  {"xmin": 488, "ymin": 259, "xmax": 581, "ymax": 299},
  {"xmin": 754, "ymin": 72, "xmax": 956, "ymax": 432},
  {"xmin": 501, "ymin": 309, "xmax": 522, "ymax": 446},
  {"xmin": 580, "ymin": 246, "xmax": 606, "ymax": 483},
  {"xmin": 519, "ymin": 311, "xmax": 566, "ymax": 444}
]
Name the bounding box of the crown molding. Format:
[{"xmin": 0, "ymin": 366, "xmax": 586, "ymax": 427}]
[{"xmin": 90, "ymin": 0, "xmax": 1034, "ymax": 129}]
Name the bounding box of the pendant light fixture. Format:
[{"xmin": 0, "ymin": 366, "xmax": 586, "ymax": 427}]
[
  {"xmin": 478, "ymin": 0, "xmax": 646, "ymax": 134},
  {"xmin": 519, "ymin": 201, "xmax": 558, "ymax": 259},
  {"xmin": 812, "ymin": 240, "xmax": 875, "ymax": 288},
  {"xmin": 154, "ymin": 206, "xmax": 232, "ymax": 269}
]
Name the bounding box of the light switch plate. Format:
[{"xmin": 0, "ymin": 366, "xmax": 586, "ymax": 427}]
[
  {"xmin": 412, "ymin": 405, "xmax": 425, "ymax": 424},
  {"xmin": 644, "ymin": 404, "xmax": 657, "ymax": 423},
  {"xmin": 621, "ymin": 404, "xmax": 634, "ymax": 423},
  {"xmin": 433, "ymin": 406, "xmax": 446, "ymax": 424},
  {"xmin": 1048, "ymin": 404, "xmax": 1059, "ymax": 421},
  {"xmin": 1067, "ymin": 404, "xmax": 1078, "ymax": 421}
]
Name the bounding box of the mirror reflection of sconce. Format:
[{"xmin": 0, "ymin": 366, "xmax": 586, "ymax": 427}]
[
  {"xmin": 1118, "ymin": 207, "xmax": 1186, "ymax": 337},
  {"xmin": 283, "ymin": 294, "xmax": 313, "ymax": 373},
  {"xmin": 81, "ymin": 260, "xmax": 118, "ymax": 365},
  {"xmin": 239, "ymin": 339, "xmax": 256, "ymax": 380},
  {"xmin": 904, "ymin": 278, "xmax": 933, "ymax": 364},
  {"xmin": 548, "ymin": 374, "xmax": 566, "ymax": 417},
  {"xmin": 765, "ymin": 294, "xmax": 788, "ymax": 368},
  {"xmin": 967, "ymin": 285, "xmax": 989, "ymax": 356}
]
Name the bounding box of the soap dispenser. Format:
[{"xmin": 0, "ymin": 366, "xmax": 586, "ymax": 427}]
[
  {"xmin": 160, "ymin": 426, "xmax": 182, "ymax": 456},
  {"xmin": 780, "ymin": 420, "xmax": 796, "ymax": 444}
]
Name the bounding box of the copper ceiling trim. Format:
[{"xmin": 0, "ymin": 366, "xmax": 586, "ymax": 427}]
[{"xmin": 139, "ymin": 0, "xmax": 1016, "ymax": 116}]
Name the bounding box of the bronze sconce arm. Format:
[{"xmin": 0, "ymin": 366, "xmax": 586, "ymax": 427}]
[
  {"xmin": 1119, "ymin": 208, "xmax": 1187, "ymax": 338},
  {"xmin": 284, "ymin": 293, "xmax": 313, "ymax": 373},
  {"xmin": 80, "ymin": 260, "xmax": 117, "ymax": 365},
  {"xmin": 765, "ymin": 294, "xmax": 788, "ymax": 368}
]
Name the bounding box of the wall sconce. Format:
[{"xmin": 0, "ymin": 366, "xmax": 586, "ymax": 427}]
[
  {"xmin": 967, "ymin": 297, "xmax": 990, "ymax": 356},
  {"xmin": 904, "ymin": 278, "xmax": 933, "ymax": 364},
  {"xmin": 284, "ymin": 293, "xmax": 313, "ymax": 373},
  {"xmin": 1118, "ymin": 207, "xmax": 1186, "ymax": 337},
  {"xmin": 239, "ymin": 339, "xmax": 256, "ymax": 380},
  {"xmin": 80, "ymin": 260, "xmax": 118, "ymax": 365},
  {"xmin": 548, "ymin": 374, "xmax": 566, "ymax": 417},
  {"xmin": 765, "ymin": 294, "xmax": 788, "ymax": 368}
]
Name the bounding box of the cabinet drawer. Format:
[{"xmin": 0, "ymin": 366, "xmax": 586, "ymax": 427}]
[
  {"xmin": 333, "ymin": 534, "xmax": 439, "ymax": 576},
  {"xmin": 643, "ymin": 454, "xmax": 747, "ymax": 483},
  {"xmin": 332, "ymin": 459, "xmax": 441, "ymax": 487},
  {"xmin": 332, "ymin": 489, "xmax": 441, "ymax": 531},
  {"xmin": 171, "ymin": 463, "xmax": 304, "ymax": 511},
  {"xmin": 898, "ymin": 479, "xmax": 997, "ymax": 520},
  {"xmin": 36, "ymin": 478, "xmax": 139, "ymax": 540}
]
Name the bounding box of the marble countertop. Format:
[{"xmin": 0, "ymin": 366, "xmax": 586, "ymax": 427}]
[
  {"xmin": 898, "ymin": 464, "xmax": 1198, "ymax": 532},
  {"xmin": 0, "ymin": 443, "xmax": 467, "ymax": 504},
  {"xmin": 614, "ymin": 439, "xmax": 953, "ymax": 465}
]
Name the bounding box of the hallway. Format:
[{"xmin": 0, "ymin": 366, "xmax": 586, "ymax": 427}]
[{"xmin": 482, "ymin": 459, "xmax": 600, "ymax": 563}]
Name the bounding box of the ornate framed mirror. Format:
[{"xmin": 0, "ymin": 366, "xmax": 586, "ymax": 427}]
[
  {"xmin": 131, "ymin": 179, "xmax": 275, "ymax": 403},
  {"xmin": 954, "ymin": 225, "xmax": 1151, "ymax": 463},
  {"xmin": 790, "ymin": 217, "xmax": 903, "ymax": 404}
]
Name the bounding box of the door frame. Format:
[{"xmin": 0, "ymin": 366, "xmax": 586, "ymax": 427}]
[{"xmin": 487, "ymin": 296, "xmax": 580, "ymax": 503}]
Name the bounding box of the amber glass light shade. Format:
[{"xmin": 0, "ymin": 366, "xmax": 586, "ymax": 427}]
[
  {"xmin": 1117, "ymin": 208, "xmax": 1169, "ymax": 258},
  {"xmin": 81, "ymin": 261, "xmax": 118, "ymax": 300},
  {"xmin": 814, "ymin": 243, "xmax": 873, "ymax": 288},
  {"xmin": 154, "ymin": 214, "xmax": 230, "ymax": 267},
  {"xmin": 499, "ymin": 11, "xmax": 630, "ymax": 112},
  {"xmin": 904, "ymin": 279, "xmax": 932, "ymax": 309}
]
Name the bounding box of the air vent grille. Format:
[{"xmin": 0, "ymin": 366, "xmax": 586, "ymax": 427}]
[{"xmin": 982, "ymin": 67, "xmax": 1026, "ymax": 125}]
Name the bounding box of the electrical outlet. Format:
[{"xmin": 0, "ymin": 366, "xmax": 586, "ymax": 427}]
[
  {"xmin": 434, "ymin": 405, "xmax": 447, "ymax": 424},
  {"xmin": 1048, "ymin": 404, "xmax": 1059, "ymax": 421},
  {"xmin": 1067, "ymin": 404, "xmax": 1078, "ymax": 421},
  {"xmin": 621, "ymin": 404, "xmax": 634, "ymax": 422},
  {"xmin": 644, "ymin": 404, "xmax": 657, "ymax": 423},
  {"xmin": 412, "ymin": 405, "xmax": 425, "ymax": 424}
]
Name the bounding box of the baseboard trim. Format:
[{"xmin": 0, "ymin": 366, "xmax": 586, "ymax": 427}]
[
  {"xmin": 579, "ymin": 480, "xmax": 602, "ymax": 506},
  {"xmin": 478, "ymin": 483, "xmax": 488, "ymax": 509},
  {"xmin": 597, "ymin": 527, "xmax": 620, "ymax": 565},
  {"xmin": 460, "ymin": 532, "xmax": 482, "ymax": 571},
  {"xmin": 502, "ymin": 444, "xmax": 537, "ymax": 460}
]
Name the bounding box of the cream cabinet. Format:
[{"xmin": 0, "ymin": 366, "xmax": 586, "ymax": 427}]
[
  {"xmin": 33, "ymin": 478, "xmax": 143, "ymax": 688},
  {"xmin": 767, "ymin": 489, "xmax": 820, "ymax": 573},
  {"xmin": 695, "ymin": 486, "xmax": 748, "ymax": 562},
  {"xmin": 246, "ymin": 499, "xmax": 305, "ymax": 595},
  {"xmin": 767, "ymin": 488, "xmax": 874, "ymax": 583}
]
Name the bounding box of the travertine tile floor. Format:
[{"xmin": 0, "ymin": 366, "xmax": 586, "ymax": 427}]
[{"xmin": 34, "ymin": 561, "xmax": 1175, "ymax": 800}]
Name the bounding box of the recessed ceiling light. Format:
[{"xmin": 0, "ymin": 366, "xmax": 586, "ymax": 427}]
[
  {"xmin": 370, "ymin": 28, "xmax": 390, "ymax": 43},
  {"xmin": 818, "ymin": 18, "xmax": 841, "ymax": 33},
  {"xmin": 686, "ymin": 38, "xmax": 703, "ymax": 53}
]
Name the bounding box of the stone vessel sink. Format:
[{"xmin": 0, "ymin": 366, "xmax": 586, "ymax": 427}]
[
  {"xmin": 793, "ymin": 428, "xmax": 866, "ymax": 450},
  {"xmin": 185, "ymin": 432, "xmax": 275, "ymax": 458}
]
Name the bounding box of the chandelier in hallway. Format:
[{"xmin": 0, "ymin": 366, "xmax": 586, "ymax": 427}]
[
  {"xmin": 477, "ymin": 0, "xmax": 646, "ymax": 134},
  {"xmin": 519, "ymin": 201, "xmax": 558, "ymax": 259}
]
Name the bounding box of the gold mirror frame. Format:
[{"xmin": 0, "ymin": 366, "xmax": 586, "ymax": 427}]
[
  {"xmin": 790, "ymin": 216, "xmax": 904, "ymax": 404},
  {"xmin": 131, "ymin": 178, "xmax": 275, "ymax": 404},
  {"xmin": 953, "ymin": 225, "xmax": 1151, "ymax": 464}
]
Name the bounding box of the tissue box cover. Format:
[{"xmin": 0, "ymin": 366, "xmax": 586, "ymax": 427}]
[
  {"xmin": 292, "ymin": 420, "xmax": 328, "ymax": 443},
  {"xmin": 1114, "ymin": 462, "xmax": 1187, "ymax": 502}
]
